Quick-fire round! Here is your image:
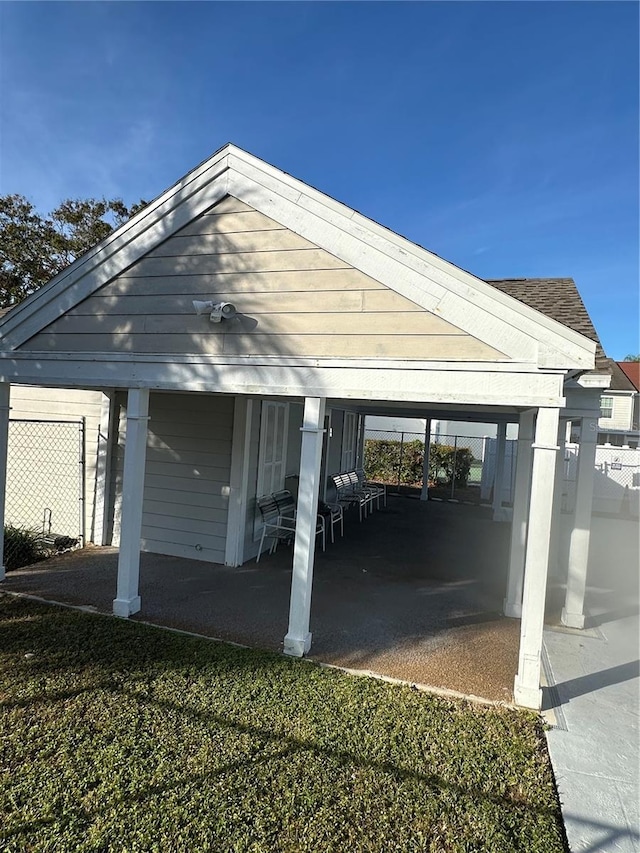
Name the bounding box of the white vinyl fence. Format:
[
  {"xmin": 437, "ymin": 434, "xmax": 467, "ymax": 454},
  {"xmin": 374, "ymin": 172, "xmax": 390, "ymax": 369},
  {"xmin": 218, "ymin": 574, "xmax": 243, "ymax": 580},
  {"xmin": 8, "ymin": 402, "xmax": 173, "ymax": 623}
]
[{"xmin": 481, "ymin": 438, "xmax": 639, "ymax": 517}]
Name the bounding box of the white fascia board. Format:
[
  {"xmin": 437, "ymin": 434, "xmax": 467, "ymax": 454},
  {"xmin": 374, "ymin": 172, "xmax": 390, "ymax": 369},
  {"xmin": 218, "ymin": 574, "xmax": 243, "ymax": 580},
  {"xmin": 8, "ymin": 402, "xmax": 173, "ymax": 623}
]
[
  {"xmin": 0, "ymin": 351, "xmax": 550, "ymax": 373},
  {"xmin": 0, "ymin": 352, "xmax": 565, "ymax": 408},
  {"xmin": 0, "ymin": 148, "xmax": 233, "ymax": 350},
  {"xmin": 226, "ymin": 147, "xmax": 595, "ymax": 370}
]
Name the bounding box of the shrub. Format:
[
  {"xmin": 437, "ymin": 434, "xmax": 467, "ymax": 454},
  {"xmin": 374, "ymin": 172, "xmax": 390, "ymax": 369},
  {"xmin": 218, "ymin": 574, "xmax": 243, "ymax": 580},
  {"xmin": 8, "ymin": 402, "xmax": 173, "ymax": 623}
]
[
  {"xmin": 365, "ymin": 439, "xmax": 474, "ymax": 488},
  {"xmin": 429, "ymin": 444, "xmax": 474, "ymax": 487},
  {"xmin": 3, "ymin": 525, "xmax": 48, "ymax": 571},
  {"xmin": 364, "ymin": 438, "xmax": 425, "ymax": 485}
]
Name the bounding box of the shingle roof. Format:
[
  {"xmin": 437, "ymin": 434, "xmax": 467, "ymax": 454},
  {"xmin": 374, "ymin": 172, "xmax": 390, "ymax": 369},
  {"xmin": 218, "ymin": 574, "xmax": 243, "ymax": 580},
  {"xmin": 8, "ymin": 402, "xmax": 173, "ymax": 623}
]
[{"xmin": 486, "ymin": 278, "xmax": 635, "ymax": 392}]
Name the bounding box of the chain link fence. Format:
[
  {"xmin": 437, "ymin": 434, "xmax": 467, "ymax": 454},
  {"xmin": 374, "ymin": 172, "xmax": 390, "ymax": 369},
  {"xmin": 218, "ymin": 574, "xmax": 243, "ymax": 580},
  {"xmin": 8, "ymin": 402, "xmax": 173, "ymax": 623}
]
[
  {"xmin": 364, "ymin": 427, "xmax": 639, "ymax": 516},
  {"xmin": 364, "ymin": 428, "xmax": 489, "ymax": 503},
  {"xmin": 3, "ymin": 419, "xmax": 86, "ymax": 570}
]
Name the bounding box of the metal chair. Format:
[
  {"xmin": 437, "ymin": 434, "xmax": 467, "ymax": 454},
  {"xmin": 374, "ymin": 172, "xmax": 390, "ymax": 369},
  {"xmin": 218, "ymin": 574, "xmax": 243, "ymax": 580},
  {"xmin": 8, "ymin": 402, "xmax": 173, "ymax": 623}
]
[
  {"xmin": 331, "ymin": 473, "xmax": 370, "ymax": 520},
  {"xmin": 318, "ymin": 499, "xmax": 344, "ymax": 543},
  {"xmin": 356, "ymin": 469, "xmax": 387, "ymax": 508},
  {"xmin": 256, "ymin": 490, "xmax": 325, "ymax": 562}
]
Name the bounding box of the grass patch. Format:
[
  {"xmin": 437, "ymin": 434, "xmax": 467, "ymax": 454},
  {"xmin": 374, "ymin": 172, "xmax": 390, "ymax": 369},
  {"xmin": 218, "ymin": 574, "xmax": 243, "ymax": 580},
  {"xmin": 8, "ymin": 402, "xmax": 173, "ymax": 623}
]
[{"xmin": 0, "ymin": 595, "xmax": 566, "ymax": 852}]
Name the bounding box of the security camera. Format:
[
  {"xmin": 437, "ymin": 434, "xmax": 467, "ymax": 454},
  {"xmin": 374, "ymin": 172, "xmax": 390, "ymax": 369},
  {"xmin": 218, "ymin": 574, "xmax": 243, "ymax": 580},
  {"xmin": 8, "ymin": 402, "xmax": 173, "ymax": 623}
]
[
  {"xmin": 192, "ymin": 300, "xmax": 237, "ymax": 323},
  {"xmin": 209, "ymin": 302, "xmax": 237, "ymax": 323}
]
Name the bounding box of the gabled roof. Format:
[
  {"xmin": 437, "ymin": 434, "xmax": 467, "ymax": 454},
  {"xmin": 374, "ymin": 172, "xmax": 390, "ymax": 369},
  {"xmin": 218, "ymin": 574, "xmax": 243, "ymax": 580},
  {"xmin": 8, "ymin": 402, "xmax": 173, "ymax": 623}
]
[
  {"xmin": 0, "ymin": 144, "xmax": 595, "ymax": 370},
  {"xmin": 618, "ymin": 361, "xmax": 640, "ymax": 391},
  {"xmin": 488, "ymin": 279, "xmax": 634, "ymax": 392}
]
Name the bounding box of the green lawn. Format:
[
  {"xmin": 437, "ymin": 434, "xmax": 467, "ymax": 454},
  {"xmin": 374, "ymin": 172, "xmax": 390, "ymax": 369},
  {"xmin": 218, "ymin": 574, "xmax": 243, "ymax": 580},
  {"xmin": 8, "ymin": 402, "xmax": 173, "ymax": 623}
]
[{"xmin": 0, "ymin": 594, "xmax": 567, "ymax": 853}]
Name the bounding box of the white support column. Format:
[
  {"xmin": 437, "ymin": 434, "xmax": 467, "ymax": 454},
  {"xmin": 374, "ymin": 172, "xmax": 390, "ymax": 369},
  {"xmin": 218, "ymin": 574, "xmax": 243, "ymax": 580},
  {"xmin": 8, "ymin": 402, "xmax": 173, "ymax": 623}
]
[
  {"xmin": 562, "ymin": 416, "xmax": 598, "ymax": 629},
  {"xmin": 93, "ymin": 391, "xmax": 116, "ymax": 546},
  {"xmin": 113, "ymin": 388, "xmax": 149, "ymax": 618},
  {"xmin": 284, "ymin": 396, "xmax": 326, "ymax": 657},
  {"xmin": 0, "ymin": 383, "xmax": 10, "ymax": 580},
  {"xmin": 322, "ymin": 409, "xmax": 332, "ymax": 501},
  {"xmin": 548, "ymin": 419, "xmax": 569, "ymax": 579},
  {"xmin": 514, "ymin": 406, "xmax": 560, "ymax": 709},
  {"xmin": 492, "ymin": 422, "xmax": 508, "ymax": 521},
  {"xmin": 356, "ymin": 413, "xmax": 366, "ymax": 469},
  {"xmin": 420, "ymin": 419, "xmax": 432, "ymax": 501},
  {"xmin": 504, "ymin": 409, "xmax": 535, "ymax": 618}
]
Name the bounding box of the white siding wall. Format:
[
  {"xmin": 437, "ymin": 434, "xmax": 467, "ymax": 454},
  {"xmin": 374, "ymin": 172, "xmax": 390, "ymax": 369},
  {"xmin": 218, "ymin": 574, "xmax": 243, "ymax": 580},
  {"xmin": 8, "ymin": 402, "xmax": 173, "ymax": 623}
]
[
  {"xmin": 599, "ymin": 392, "xmax": 634, "ymax": 432},
  {"xmin": 111, "ymin": 391, "xmax": 234, "ymax": 563}
]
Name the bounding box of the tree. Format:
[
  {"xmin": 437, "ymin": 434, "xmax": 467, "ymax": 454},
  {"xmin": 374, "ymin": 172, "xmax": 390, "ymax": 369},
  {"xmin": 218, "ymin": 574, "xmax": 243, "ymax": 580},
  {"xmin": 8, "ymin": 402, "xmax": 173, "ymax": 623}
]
[
  {"xmin": 623, "ymin": 354, "xmax": 640, "ymax": 362},
  {"xmin": 0, "ymin": 194, "xmax": 147, "ymax": 308}
]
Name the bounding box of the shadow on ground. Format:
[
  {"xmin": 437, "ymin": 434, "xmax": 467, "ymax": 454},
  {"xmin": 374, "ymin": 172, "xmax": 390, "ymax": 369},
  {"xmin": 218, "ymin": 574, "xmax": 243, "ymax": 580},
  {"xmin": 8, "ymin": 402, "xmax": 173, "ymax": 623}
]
[{"xmin": 1, "ymin": 498, "xmax": 520, "ymax": 702}]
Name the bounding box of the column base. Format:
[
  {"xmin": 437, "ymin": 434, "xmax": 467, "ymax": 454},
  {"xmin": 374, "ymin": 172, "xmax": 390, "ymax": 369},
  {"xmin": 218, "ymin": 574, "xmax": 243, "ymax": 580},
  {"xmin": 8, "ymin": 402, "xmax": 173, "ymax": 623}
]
[
  {"xmin": 492, "ymin": 506, "xmax": 512, "ymax": 523},
  {"xmin": 283, "ymin": 632, "xmax": 312, "ymax": 657},
  {"xmin": 513, "ymin": 677, "xmax": 542, "ymax": 710},
  {"xmin": 561, "ymin": 608, "xmax": 585, "ymax": 629},
  {"xmin": 113, "ymin": 596, "xmax": 141, "ymax": 617},
  {"xmin": 503, "ymin": 599, "xmax": 522, "ymax": 619}
]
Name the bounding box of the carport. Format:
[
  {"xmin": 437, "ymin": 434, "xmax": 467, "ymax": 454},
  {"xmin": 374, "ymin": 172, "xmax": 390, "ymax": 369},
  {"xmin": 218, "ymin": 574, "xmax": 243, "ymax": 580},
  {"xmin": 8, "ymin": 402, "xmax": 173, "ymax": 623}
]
[
  {"xmin": 2, "ymin": 498, "xmax": 520, "ymax": 701},
  {"xmin": 0, "ymin": 144, "xmax": 603, "ymax": 708}
]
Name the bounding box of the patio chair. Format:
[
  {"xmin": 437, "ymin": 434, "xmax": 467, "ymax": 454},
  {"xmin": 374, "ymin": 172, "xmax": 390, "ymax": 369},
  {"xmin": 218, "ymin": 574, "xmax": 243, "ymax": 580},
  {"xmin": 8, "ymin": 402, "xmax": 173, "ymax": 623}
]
[
  {"xmin": 331, "ymin": 473, "xmax": 370, "ymax": 521},
  {"xmin": 356, "ymin": 469, "xmax": 387, "ymax": 508},
  {"xmin": 318, "ymin": 499, "xmax": 344, "ymax": 543},
  {"xmin": 256, "ymin": 490, "xmax": 325, "ymax": 562}
]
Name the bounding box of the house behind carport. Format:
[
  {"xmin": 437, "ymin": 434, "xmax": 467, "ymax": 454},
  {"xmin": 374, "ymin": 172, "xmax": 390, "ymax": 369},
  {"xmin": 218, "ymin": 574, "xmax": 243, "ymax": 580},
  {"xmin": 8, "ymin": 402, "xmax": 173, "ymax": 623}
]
[{"xmin": 0, "ymin": 144, "xmax": 605, "ymax": 708}]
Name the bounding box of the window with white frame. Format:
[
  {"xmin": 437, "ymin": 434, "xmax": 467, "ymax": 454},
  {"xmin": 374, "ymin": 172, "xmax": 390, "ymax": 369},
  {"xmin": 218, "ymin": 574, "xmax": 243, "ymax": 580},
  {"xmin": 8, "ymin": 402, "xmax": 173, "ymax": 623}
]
[
  {"xmin": 341, "ymin": 412, "xmax": 357, "ymax": 471},
  {"xmin": 600, "ymin": 396, "xmax": 614, "ymax": 419}
]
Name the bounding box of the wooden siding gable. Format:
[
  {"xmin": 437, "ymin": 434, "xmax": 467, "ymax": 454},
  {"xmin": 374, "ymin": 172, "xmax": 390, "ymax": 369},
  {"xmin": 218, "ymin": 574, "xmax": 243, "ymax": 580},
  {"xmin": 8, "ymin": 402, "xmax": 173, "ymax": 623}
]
[
  {"xmin": 21, "ymin": 196, "xmax": 504, "ymax": 362},
  {"xmin": 1, "ymin": 144, "xmax": 595, "ymax": 370}
]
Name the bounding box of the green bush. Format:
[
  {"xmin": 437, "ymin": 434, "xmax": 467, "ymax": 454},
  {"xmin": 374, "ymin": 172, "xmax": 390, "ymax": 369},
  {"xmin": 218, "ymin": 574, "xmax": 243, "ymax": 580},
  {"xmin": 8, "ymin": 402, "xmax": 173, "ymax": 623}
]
[
  {"xmin": 429, "ymin": 444, "xmax": 474, "ymax": 487},
  {"xmin": 3, "ymin": 525, "xmax": 47, "ymax": 571},
  {"xmin": 364, "ymin": 438, "xmax": 425, "ymax": 486},
  {"xmin": 364, "ymin": 439, "xmax": 474, "ymax": 487}
]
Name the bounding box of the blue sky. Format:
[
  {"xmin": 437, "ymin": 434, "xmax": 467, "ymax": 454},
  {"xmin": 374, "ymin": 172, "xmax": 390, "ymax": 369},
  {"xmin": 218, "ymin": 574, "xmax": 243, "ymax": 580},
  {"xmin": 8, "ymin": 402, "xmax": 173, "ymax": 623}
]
[{"xmin": 1, "ymin": 1, "xmax": 638, "ymax": 359}]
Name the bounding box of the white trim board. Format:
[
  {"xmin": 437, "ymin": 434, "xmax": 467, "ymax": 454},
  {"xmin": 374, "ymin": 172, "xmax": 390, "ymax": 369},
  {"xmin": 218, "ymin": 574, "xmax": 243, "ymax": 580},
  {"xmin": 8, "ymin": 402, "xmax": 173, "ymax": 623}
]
[
  {"xmin": 0, "ymin": 357, "xmax": 566, "ymax": 408},
  {"xmin": 0, "ymin": 144, "xmax": 595, "ymax": 372}
]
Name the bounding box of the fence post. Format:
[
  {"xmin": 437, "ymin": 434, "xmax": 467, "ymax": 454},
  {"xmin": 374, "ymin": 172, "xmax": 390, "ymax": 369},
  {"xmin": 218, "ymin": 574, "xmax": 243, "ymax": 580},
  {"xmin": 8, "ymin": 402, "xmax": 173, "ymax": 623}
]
[
  {"xmin": 397, "ymin": 432, "xmax": 405, "ymax": 491},
  {"xmin": 79, "ymin": 417, "xmax": 86, "ymax": 547},
  {"xmin": 0, "ymin": 384, "xmax": 10, "ymax": 579},
  {"xmin": 420, "ymin": 420, "xmax": 431, "ymax": 501},
  {"xmin": 450, "ymin": 435, "xmax": 458, "ymax": 500}
]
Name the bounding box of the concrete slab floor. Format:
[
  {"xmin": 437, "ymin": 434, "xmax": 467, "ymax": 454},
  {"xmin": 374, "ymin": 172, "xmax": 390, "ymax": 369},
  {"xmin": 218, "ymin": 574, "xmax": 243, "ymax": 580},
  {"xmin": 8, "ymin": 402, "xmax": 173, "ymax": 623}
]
[{"xmin": 1, "ymin": 498, "xmax": 519, "ymax": 703}]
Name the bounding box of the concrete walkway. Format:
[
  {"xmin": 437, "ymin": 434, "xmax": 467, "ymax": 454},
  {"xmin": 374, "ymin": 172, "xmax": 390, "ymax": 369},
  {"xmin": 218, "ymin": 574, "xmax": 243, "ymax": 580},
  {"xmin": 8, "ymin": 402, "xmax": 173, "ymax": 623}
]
[{"xmin": 543, "ymin": 515, "xmax": 639, "ymax": 852}]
